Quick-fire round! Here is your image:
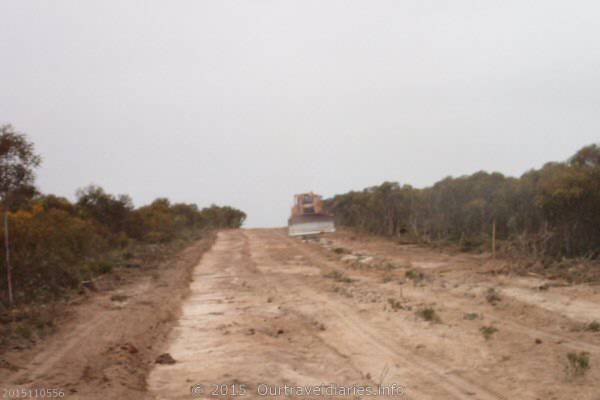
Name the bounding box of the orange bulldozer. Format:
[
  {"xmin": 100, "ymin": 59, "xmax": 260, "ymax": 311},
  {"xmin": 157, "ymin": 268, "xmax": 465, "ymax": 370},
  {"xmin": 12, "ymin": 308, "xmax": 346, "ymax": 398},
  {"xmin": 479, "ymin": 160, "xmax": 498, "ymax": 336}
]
[{"xmin": 288, "ymin": 192, "xmax": 335, "ymax": 237}]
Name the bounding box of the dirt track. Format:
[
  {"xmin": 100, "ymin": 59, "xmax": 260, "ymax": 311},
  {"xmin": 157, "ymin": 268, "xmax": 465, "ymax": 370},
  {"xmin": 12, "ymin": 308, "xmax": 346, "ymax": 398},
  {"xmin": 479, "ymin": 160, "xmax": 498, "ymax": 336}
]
[
  {"xmin": 0, "ymin": 236, "xmax": 216, "ymax": 400},
  {"xmin": 149, "ymin": 229, "xmax": 600, "ymax": 399},
  {"xmin": 3, "ymin": 228, "xmax": 600, "ymax": 399}
]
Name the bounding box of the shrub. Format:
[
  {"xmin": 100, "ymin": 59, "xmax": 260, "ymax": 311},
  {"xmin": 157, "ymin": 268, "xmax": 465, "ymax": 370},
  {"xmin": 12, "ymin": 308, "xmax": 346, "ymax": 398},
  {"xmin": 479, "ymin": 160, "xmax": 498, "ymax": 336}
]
[
  {"xmin": 387, "ymin": 298, "xmax": 403, "ymax": 311},
  {"xmin": 585, "ymin": 321, "xmax": 600, "ymax": 332},
  {"xmin": 485, "ymin": 288, "xmax": 501, "ymax": 305},
  {"xmin": 416, "ymin": 307, "xmax": 440, "ymax": 323},
  {"xmin": 480, "ymin": 326, "xmax": 498, "ymax": 340},
  {"xmin": 0, "ymin": 206, "xmax": 106, "ymax": 303},
  {"xmin": 405, "ymin": 269, "xmax": 425, "ymax": 283},
  {"xmin": 13, "ymin": 322, "xmax": 32, "ymax": 340},
  {"xmin": 566, "ymin": 352, "xmax": 591, "ymax": 378},
  {"xmin": 0, "ymin": 183, "xmax": 246, "ymax": 307},
  {"xmin": 110, "ymin": 294, "xmax": 128, "ymax": 302},
  {"xmin": 464, "ymin": 312, "xmax": 479, "ymax": 320},
  {"xmin": 91, "ymin": 261, "xmax": 113, "ymax": 275},
  {"xmin": 323, "ymin": 270, "xmax": 353, "ymax": 283},
  {"xmin": 76, "ymin": 185, "xmax": 134, "ymax": 234}
]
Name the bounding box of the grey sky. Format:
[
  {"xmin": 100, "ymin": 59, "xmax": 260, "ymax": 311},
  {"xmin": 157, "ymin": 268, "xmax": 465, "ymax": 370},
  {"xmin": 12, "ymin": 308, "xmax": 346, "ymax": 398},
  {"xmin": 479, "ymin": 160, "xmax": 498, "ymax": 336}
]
[{"xmin": 1, "ymin": 1, "xmax": 599, "ymax": 227}]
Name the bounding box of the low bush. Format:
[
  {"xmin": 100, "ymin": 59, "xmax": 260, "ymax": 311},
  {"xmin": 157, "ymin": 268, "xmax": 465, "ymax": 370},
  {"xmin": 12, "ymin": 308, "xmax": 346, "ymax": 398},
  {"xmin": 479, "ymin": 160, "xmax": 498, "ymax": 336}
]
[
  {"xmin": 416, "ymin": 307, "xmax": 440, "ymax": 323},
  {"xmin": 0, "ymin": 189, "xmax": 246, "ymax": 307},
  {"xmin": 405, "ymin": 269, "xmax": 425, "ymax": 283},
  {"xmin": 566, "ymin": 352, "xmax": 591, "ymax": 378},
  {"xmin": 480, "ymin": 326, "xmax": 498, "ymax": 340},
  {"xmin": 485, "ymin": 288, "xmax": 501, "ymax": 305},
  {"xmin": 464, "ymin": 312, "xmax": 479, "ymax": 320},
  {"xmin": 585, "ymin": 321, "xmax": 600, "ymax": 332},
  {"xmin": 323, "ymin": 270, "xmax": 353, "ymax": 283},
  {"xmin": 387, "ymin": 298, "xmax": 403, "ymax": 311}
]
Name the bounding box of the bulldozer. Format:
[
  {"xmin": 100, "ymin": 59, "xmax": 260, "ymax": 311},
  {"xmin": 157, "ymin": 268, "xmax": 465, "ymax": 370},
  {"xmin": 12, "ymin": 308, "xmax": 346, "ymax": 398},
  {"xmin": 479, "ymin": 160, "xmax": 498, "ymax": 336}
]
[{"xmin": 288, "ymin": 192, "xmax": 335, "ymax": 237}]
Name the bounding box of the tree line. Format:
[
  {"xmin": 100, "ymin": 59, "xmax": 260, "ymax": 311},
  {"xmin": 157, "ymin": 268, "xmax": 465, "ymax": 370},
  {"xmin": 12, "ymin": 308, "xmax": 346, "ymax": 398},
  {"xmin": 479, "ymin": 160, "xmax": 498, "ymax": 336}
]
[
  {"xmin": 0, "ymin": 125, "xmax": 246, "ymax": 307},
  {"xmin": 325, "ymin": 144, "xmax": 600, "ymax": 259}
]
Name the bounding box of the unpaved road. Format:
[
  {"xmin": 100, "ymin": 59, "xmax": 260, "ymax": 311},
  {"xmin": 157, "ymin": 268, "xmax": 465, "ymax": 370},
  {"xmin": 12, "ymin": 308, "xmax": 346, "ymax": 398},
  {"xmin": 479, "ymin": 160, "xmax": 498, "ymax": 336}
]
[
  {"xmin": 2, "ymin": 228, "xmax": 599, "ymax": 399},
  {"xmin": 149, "ymin": 229, "xmax": 600, "ymax": 400}
]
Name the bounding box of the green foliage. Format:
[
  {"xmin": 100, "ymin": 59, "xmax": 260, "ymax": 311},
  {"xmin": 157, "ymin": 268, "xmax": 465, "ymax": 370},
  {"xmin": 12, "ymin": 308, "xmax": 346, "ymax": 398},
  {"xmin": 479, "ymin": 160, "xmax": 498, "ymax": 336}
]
[
  {"xmin": 91, "ymin": 260, "xmax": 114, "ymax": 275},
  {"xmin": 1, "ymin": 189, "xmax": 245, "ymax": 306},
  {"xmin": 126, "ymin": 201, "xmax": 245, "ymax": 243},
  {"xmin": 14, "ymin": 322, "xmax": 32, "ymax": 340},
  {"xmin": 566, "ymin": 352, "xmax": 591, "ymax": 378},
  {"xmin": 405, "ymin": 269, "xmax": 425, "ymax": 283},
  {"xmin": 0, "ymin": 125, "xmax": 42, "ymax": 201},
  {"xmin": 416, "ymin": 307, "xmax": 441, "ymax": 323},
  {"xmin": 323, "ymin": 270, "xmax": 353, "ymax": 283},
  {"xmin": 76, "ymin": 185, "xmax": 134, "ymax": 235},
  {"xmin": 480, "ymin": 326, "xmax": 498, "ymax": 340},
  {"xmin": 1, "ymin": 205, "xmax": 106, "ymax": 300},
  {"xmin": 325, "ymin": 144, "xmax": 600, "ymax": 258},
  {"xmin": 0, "ymin": 126, "xmax": 245, "ymax": 307},
  {"xmin": 464, "ymin": 312, "xmax": 479, "ymax": 320}
]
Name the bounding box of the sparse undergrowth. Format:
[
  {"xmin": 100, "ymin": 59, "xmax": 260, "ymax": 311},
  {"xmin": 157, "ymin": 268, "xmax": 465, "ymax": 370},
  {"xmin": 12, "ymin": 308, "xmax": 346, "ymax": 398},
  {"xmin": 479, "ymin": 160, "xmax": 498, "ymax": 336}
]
[
  {"xmin": 485, "ymin": 288, "xmax": 501, "ymax": 305},
  {"xmin": 517, "ymin": 258, "xmax": 600, "ymax": 285},
  {"xmin": 323, "ymin": 270, "xmax": 353, "ymax": 283},
  {"xmin": 332, "ymin": 285, "xmax": 353, "ymax": 298},
  {"xmin": 480, "ymin": 326, "xmax": 498, "ymax": 340},
  {"xmin": 464, "ymin": 312, "xmax": 480, "ymax": 320},
  {"xmin": 325, "ymin": 144, "xmax": 600, "ymax": 262},
  {"xmin": 333, "ymin": 247, "xmax": 347, "ymax": 254},
  {"xmin": 0, "ymin": 232, "xmax": 212, "ymax": 351},
  {"xmin": 375, "ymin": 262, "xmax": 399, "ymax": 271},
  {"xmin": 387, "ymin": 298, "xmax": 403, "ymax": 311},
  {"xmin": 0, "ymin": 302, "xmax": 62, "ymax": 349},
  {"xmin": 405, "ymin": 269, "xmax": 425, "ymax": 284},
  {"xmin": 585, "ymin": 321, "xmax": 600, "ymax": 332},
  {"xmin": 416, "ymin": 307, "xmax": 441, "ymax": 323},
  {"xmin": 566, "ymin": 351, "xmax": 591, "ymax": 378},
  {"xmin": 110, "ymin": 294, "xmax": 129, "ymax": 302}
]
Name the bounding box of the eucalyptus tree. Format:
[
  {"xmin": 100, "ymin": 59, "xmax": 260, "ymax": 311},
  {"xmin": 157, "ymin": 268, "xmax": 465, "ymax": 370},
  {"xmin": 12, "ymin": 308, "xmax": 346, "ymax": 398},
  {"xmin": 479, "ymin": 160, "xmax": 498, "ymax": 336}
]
[{"xmin": 0, "ymin": 125, "xmax": 41, "ymax": 306}]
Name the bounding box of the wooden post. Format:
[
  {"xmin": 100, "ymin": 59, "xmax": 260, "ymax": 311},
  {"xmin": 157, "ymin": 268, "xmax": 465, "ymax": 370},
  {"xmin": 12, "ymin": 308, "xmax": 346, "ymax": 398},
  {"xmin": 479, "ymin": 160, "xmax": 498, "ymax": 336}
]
[
  {"xmin": 4, "ymin": 209, "xmax": 13, "ymax": 306},
  {"xmin": 492, "ymin": 219, "xmax": 496, "ymax": 259}
]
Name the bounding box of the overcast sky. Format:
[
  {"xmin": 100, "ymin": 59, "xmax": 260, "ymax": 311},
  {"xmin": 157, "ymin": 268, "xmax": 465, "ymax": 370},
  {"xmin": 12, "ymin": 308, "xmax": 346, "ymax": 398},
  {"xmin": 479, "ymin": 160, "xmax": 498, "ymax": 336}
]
[{"xmin": 1, "ymin": 1, "xmax": 599, "ymax": 227}]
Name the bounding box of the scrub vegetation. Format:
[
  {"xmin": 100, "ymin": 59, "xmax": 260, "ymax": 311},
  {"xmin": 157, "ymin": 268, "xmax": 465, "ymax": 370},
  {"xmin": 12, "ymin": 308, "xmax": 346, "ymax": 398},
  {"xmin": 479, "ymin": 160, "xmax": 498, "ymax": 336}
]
[
  {"xmin": 325, "ymin": 144, "xmax": 600, "ymax": 278},
  {"xmin": 0, "ymin": 124, "xmax": 246, "ymax": 308}
]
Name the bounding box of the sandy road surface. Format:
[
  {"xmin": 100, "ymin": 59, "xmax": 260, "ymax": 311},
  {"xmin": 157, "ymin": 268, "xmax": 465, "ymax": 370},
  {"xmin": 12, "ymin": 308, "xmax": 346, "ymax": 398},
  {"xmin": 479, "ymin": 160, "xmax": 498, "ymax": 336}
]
[
  {"xmin": 149, "ymin": 229, "xmax": 600, "ymax": 400},
  {"xmin": 3, "ymin": 229, "xmax": 598, "ymax": 399}
]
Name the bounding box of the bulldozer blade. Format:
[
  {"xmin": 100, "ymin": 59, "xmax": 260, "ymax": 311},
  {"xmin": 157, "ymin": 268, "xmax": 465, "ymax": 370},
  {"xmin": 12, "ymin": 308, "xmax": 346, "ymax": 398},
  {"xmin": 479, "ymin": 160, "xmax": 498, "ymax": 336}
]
[{"xmin": 288, "ymin": 214, "xmax": 335, "ymax": 237}]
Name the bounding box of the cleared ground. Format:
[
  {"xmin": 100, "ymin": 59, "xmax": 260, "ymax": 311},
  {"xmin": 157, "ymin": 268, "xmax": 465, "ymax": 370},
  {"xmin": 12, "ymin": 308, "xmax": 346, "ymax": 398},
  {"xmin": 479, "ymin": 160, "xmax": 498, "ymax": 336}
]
[
  {"xmin": 150, "ymin": 229, "xmax": 599, "ymax": 399},
  {"xmin": 2, "ymin": 228, "xmax": 599, "ymax": 399}
]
